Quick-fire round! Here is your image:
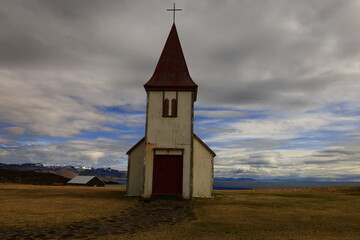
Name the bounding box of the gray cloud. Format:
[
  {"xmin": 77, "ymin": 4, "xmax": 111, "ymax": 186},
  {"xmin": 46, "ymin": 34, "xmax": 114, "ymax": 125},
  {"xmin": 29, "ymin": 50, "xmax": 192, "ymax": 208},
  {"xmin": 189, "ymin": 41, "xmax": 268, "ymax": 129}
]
[
  {"xmin": 230, "ymin": 140, "xmax": 289, "ymax": 151},
  {"xmin": 187, "ymin": 1, "xmax": 360, "ymax": 110},
  {"xmin": 216, "ymin": 152, "xmax": 280, "ymax": 167},
  {"xmin": 0, "ymin": 137, "xmax": 133, "ymax": 169},
  {"xmin": 1, "ymin": 127, "xmax": 25, "ymax": 135},
  {"xmin": 1, "ymin": 1, "xmax": 359, "ymax": 112},
  {"xmin": 0, "ymin": 1, "xmax": 360, "ymax": 178},
  {"xmin": 304, "ymin": 145, "xmax": 360, "ymax": 165},
  {"xmin": 214, "ymin": 167, "xmax": 278, "ymax": 179},
  {"xmin": 196, "ymin": 110, "xmax": 246, "ymax": 118},
  {"xmin": 0, "ymin": 1, "xmax": 359, "ymax": 117}
]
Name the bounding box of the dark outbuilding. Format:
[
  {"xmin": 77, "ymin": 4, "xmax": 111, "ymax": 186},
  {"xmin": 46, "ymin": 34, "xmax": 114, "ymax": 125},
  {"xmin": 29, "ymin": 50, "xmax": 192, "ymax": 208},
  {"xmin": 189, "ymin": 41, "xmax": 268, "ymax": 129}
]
[{"xmin": 67, "ymin": 176, "xmax": 105, "ymax": 187}]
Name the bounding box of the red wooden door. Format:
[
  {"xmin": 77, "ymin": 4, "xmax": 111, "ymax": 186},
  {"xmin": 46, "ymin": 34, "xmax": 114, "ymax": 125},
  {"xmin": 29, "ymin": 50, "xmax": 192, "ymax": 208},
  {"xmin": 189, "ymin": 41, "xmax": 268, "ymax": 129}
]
[{"xmin": 152, "ymin": 155, "xmax": 183, "ymax": 195}]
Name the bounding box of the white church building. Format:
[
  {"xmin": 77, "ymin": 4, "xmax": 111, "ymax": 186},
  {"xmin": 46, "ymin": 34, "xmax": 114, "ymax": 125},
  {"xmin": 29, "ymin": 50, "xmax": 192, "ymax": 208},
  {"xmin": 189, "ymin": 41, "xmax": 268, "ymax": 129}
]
[{"xmin": 126, "ymin": 23, "xmax": 215, "ymax": 199}]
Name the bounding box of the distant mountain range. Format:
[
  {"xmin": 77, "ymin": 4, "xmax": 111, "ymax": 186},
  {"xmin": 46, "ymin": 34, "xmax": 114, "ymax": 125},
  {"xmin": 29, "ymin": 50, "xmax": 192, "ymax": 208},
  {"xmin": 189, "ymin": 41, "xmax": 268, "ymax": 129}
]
[
  {"xmin": 214, "ymin": 177, "xmax": 257, "ymax": 181},
  {"xmin": 0, "ymin": 163, "xmax": 127, "ymax": 181}
]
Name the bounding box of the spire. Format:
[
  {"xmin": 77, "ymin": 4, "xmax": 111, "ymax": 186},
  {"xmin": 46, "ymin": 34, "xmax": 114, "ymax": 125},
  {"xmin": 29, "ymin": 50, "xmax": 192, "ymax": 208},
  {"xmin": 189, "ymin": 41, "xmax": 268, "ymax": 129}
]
[{"xmin": 144, "ymin": 24, "xmax": 198, "ymax": 99}]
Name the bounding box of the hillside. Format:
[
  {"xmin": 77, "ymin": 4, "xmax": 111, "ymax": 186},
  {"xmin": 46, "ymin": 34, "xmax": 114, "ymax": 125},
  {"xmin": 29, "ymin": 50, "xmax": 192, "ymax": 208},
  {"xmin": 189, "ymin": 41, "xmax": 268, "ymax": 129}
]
[
  {"xmin": 0, "ymin": 169, "xmax": 69, "ymax": 185},
  {"xmin": 0, "ymin": 163, "xmax": 127, "ymax": 181}
]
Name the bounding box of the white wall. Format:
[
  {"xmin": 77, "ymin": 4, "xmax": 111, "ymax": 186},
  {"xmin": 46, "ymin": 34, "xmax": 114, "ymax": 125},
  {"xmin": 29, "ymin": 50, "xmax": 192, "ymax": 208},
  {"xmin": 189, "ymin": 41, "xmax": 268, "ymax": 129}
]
[
  {"xmin": 126, "ymin": 140, "xmax": 145, "ymax": 196},
  {"xmin": 144, "ymin": 91, "xmax": 193, "ymax": 199},
  {"xmin": 192, "ymin": 137, "xmax": 214, "ymax": 197}
]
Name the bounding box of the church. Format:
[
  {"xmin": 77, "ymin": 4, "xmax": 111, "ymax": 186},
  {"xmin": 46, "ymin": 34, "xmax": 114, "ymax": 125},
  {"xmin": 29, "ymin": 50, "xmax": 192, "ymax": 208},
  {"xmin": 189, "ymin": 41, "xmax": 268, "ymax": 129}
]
[{"xmin": 126, "ymin": 22, "xmax": 215, "ymax": 199}]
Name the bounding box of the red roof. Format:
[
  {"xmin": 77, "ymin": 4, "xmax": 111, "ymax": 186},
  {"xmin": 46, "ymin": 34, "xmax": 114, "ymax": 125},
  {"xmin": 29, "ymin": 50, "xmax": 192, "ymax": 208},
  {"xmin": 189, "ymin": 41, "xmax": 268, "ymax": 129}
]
[{"xmin": 144, "ymin": 24, "xmax": 198, "ymax": 99}]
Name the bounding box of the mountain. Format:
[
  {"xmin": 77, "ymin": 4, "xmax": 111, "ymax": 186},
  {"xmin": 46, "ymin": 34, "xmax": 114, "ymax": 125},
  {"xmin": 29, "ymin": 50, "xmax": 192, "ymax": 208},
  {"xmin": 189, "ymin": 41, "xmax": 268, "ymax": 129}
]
[
  {"xmin": 214, "ymin": 177, "xmax": 257, "ymax": 181},
  {"xmin": 0, "ymin": 163, "xmax": 127, "ymax": 181},
  {"xmin": 0, "ymin": 169, "xmax": 70, "ymax": 185}
]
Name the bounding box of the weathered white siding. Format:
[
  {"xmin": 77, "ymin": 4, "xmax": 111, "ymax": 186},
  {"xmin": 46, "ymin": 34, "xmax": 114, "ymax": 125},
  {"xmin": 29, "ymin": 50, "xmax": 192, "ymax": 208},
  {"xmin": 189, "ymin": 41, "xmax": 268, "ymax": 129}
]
[
  {"xmin": 143, "ymin": 91, "xmax": 193, "ymax": 199},
  {"xmin": 193, "ymin": 137, "xmax": 214, "ymax": 197},
  {"xmin": 127, "ymin": 140, "xmax": 145, "ymax": 196}
]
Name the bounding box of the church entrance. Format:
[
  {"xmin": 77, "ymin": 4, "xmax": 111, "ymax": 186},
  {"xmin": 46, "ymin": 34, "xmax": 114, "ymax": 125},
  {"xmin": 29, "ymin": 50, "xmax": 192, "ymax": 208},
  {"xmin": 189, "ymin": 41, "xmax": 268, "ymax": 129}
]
[{"xmin": 152, "ymin": 155, "xmax": 183, "ymax": 195}]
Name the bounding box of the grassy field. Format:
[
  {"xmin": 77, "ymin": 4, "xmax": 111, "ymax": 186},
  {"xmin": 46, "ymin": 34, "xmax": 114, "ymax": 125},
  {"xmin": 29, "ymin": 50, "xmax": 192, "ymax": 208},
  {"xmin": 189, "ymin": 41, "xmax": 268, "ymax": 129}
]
[{"xmin": 0, "ymin": 184, "xmax": 359, "ymax": 240}]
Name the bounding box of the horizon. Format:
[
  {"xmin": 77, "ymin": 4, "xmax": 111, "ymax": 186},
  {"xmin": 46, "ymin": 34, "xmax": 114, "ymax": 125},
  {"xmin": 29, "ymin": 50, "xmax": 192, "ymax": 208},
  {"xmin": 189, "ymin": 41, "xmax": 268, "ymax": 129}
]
[
  {"xmin": 2, "ymin": 161, "xmax": 359, "ymax": 182},
  {"xmin": 0, "ymin": 1, "xmax": 360, "ymax": 181}
]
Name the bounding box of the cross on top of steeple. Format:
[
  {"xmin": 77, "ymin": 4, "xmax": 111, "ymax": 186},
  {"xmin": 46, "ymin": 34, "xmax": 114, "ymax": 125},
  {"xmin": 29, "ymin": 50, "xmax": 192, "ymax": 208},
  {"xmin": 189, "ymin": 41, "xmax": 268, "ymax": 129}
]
[{"xmin": 167, "ymin": 3, "xmax": 182, "ymax": 24}]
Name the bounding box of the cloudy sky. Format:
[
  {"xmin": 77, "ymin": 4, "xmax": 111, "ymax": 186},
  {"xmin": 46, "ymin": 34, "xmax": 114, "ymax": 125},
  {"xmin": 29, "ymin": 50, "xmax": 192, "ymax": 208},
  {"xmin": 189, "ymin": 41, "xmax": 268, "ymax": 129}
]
[{"xmin": 0, "ymin": 0, "xmax": 360, "ymax": 180}]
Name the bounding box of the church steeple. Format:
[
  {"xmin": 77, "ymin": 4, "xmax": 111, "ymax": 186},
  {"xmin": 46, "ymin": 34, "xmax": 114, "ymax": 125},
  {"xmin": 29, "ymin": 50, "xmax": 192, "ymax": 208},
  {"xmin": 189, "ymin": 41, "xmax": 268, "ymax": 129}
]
[
  {"xmin": 144, "ymin": 24, "xmax": 198, "ymax": 99},
  {"xmin": 127, "ymin": 19, "xmax": 215, "ymax": 200}
]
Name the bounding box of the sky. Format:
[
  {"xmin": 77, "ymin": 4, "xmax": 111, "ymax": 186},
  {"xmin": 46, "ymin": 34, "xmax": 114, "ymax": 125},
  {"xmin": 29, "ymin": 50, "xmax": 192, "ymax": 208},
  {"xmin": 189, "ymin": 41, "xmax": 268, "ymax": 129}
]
[{"xmin": 0, "ymin": 0, "xmax": 360, "ymax": 181}]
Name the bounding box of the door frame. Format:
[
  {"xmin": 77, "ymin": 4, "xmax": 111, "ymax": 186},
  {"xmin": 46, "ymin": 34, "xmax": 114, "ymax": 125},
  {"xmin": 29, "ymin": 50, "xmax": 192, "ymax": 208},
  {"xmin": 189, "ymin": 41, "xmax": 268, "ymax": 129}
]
[{"xmin": 152, "ymin": 148, "xmax": 184, "ymax": 196}]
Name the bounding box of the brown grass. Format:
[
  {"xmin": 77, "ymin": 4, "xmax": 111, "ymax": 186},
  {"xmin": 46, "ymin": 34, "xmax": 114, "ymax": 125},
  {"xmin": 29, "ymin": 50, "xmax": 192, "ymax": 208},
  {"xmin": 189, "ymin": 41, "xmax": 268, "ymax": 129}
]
[
  {"xmin": 1, "ymin": 184, "xmax": 359, "ymax": 240},
  {"xmin": 0, "ymin": 184, "xmax": 133, "ymax": 229}
]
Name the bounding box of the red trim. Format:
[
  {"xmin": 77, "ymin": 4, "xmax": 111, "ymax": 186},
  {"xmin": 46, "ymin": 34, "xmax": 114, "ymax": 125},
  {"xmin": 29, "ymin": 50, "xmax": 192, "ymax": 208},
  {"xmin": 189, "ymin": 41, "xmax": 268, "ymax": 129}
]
[{"xmin": 153, "ymin": 148, "xmax": 184, "ymax": 152}]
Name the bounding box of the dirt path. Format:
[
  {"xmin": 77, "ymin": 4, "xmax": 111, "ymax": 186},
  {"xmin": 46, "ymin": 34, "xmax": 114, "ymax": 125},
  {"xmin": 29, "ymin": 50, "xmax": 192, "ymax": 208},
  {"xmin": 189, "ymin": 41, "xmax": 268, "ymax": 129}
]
[{"xmin": 1, "ymin": 199, "xmax": 196, "ymax": 240}]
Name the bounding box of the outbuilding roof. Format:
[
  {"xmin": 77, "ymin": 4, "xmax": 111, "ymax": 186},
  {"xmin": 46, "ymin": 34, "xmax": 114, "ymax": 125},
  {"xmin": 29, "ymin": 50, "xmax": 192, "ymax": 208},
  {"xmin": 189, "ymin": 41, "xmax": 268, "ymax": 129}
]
[
  {"xmin": 144, "ymin": 24, "xmax": 198, "ymax": 99},
  {"xmin": 67, "ymin": 176, "xmax": 103, "ymax": 184}
]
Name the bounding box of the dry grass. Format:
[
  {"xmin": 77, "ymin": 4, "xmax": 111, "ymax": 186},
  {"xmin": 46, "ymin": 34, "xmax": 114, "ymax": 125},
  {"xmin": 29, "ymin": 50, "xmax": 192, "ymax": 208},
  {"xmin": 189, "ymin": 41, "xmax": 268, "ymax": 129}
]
[
  {"xmin": 0, "ymin": 184, "xmax": 133, "ymax": 229},
  {"xmin": 1, "ymin": 184, "xmax": 359, "ymax": 240},
  {"xmin": 187, "ymin": 187, "xmax": 360, "ymax": 240}
]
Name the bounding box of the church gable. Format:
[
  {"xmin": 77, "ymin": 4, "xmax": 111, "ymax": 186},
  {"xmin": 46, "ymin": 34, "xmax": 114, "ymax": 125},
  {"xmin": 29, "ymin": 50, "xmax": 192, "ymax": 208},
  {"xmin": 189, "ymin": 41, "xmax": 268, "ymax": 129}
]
[
  {"xmin": 194, "ymin": 134, "xmax": 216, "ymax": 157},
  {"xmin": 126, "ymin": 137, "xmax": 145, "ymax": 155}
]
